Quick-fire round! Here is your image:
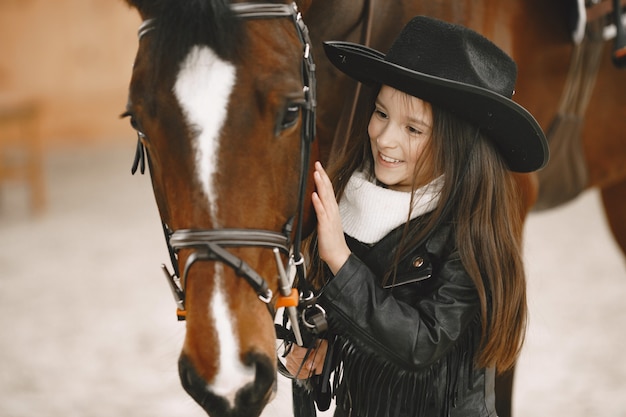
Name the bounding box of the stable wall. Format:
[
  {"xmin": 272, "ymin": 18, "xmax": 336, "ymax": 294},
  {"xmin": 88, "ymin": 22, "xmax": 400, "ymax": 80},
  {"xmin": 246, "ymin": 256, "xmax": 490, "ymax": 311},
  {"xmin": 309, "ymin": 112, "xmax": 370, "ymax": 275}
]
[{"xmin": 0, "ymin": 0, "xmax": 141, "ymax": 148}]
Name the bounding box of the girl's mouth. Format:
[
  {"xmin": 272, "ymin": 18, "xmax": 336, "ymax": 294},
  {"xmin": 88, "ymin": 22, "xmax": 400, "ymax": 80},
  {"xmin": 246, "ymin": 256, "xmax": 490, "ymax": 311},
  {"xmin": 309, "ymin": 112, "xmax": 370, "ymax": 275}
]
[{"xmin": 379, "ymin": 153, "xmax": 402, "ymax": 164}]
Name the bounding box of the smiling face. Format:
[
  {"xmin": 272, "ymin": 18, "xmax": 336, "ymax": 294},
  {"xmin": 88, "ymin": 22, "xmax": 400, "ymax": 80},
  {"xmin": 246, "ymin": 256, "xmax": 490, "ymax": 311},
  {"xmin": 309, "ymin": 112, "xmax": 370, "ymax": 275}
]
[{"xmin": 368, "ymin": 85, "xmax": 434, "ymax": 192}]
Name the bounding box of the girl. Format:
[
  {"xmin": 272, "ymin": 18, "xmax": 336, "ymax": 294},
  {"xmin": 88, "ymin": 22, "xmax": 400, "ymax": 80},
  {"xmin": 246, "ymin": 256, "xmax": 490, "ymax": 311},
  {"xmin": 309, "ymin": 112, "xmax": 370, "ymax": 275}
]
[{"xmin": 288, "ymin": 15, "xmax": 548, "ymax": 417}]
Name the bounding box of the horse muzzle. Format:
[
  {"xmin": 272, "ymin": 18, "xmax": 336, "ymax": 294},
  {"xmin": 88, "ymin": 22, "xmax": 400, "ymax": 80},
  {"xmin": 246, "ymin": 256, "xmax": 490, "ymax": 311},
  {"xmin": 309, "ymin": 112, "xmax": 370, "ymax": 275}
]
[{"xmin": 178, "ymin": 352, "xmax": 276, "ymax": 417}]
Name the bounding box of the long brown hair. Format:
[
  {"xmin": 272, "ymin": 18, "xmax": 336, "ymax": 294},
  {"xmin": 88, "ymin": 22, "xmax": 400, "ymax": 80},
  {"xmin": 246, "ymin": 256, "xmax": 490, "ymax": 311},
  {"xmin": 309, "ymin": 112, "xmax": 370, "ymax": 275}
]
[{"xmin": 307, "ymin": 85, "xmax": 527, "ymax": 372}]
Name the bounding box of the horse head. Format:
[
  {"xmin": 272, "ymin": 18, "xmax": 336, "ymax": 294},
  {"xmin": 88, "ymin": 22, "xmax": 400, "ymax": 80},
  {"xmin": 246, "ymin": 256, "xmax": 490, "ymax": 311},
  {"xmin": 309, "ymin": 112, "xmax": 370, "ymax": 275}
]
[{"xmin": 123, "ymin": 1, "xmax": 317, "ymax": 416}]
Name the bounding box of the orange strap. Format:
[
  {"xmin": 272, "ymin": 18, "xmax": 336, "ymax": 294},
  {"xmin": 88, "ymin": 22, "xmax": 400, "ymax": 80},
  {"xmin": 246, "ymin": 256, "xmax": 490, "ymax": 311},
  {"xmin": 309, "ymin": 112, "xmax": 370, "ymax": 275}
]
[{"xmin": 275, "ymin": 288, "xmax": 299, "ymax": 309}]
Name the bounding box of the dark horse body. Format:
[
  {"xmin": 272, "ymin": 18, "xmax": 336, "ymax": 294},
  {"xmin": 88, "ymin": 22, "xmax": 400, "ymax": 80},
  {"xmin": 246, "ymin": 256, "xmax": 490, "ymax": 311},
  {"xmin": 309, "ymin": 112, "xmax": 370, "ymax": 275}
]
[{"xmin": 123, "ymin": 0, "xmax": 625, "ymax": 416}]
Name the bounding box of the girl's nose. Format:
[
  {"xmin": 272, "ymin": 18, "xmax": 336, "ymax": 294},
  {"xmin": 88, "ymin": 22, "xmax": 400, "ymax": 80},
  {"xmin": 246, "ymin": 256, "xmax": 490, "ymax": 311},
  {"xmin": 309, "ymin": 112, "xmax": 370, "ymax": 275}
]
[{"xmin": 376, "ymin": 124, "xmax": 397, "ymax": 148}]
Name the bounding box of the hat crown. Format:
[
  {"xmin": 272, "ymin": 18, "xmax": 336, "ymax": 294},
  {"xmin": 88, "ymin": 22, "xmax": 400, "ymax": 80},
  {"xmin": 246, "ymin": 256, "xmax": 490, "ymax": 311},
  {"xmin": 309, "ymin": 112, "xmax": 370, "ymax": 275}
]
[{"xmin": 385, "ymin": 16, "xmax": 517, "ymax": 99}]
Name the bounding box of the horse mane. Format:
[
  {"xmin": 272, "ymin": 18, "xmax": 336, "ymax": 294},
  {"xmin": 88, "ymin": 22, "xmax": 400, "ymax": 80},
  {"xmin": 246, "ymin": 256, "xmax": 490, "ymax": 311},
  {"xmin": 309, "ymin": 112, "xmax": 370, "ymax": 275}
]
[{"xmin": 139, "ymin": 0, "xmax": 242, "ymax": 67}]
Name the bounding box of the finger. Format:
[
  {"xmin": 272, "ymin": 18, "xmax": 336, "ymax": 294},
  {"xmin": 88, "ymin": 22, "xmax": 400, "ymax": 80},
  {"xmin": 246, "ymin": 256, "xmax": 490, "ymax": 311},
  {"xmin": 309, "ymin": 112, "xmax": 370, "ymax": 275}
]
[
  {"xmin": 313, "ymin": 170, "xmax": 336, "ymax": 209},
  {"xmin": 314, "ymin": 162, "xmax": 333, "ymax": 191},
  {"xmin": 311, "ymin": 191, "xmax": 326, "ymax": 219},
  {"xmin": 312, "ymin": 176, "xmax": 335, "ymax": 218}
]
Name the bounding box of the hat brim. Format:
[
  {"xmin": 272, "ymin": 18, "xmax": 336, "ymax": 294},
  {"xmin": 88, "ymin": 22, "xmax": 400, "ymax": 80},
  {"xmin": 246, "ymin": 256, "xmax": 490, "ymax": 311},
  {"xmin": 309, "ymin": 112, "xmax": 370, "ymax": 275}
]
[{"xmin": 323, "ymin": 41, "xmax": 548, "ymax": 173}]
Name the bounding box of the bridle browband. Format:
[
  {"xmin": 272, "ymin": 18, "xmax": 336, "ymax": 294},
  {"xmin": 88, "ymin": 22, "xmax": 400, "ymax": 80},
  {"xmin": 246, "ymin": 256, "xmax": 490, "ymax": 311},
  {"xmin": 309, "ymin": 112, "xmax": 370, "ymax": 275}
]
[{"xmin": 131, "ymin": 2, "xmax": 317, "ymax": 346}]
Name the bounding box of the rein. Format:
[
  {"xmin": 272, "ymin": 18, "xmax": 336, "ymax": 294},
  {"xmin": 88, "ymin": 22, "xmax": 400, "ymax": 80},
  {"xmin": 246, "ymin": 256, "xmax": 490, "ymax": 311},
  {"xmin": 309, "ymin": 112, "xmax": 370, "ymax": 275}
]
[{"xmin": 131, "ymin": 2, "xmax": 320, "ymax": 347}]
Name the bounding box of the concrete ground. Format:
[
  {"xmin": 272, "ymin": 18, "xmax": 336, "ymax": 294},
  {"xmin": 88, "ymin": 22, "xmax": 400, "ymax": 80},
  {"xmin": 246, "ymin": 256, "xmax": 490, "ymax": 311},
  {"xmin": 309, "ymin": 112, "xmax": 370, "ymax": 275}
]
[{"xmin": 1, "ymin": 144, "xmax": 625, "ymax": 417}]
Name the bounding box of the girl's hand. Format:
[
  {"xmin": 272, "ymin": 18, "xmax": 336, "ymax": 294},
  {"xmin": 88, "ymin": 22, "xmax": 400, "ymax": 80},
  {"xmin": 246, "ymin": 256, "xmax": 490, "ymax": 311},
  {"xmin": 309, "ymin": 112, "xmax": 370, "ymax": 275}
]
[
  {"xmin": 312, "ymin": 161, "xmax": 351, "ymax": 275},
  {"xmin": 285, "ymin": 340, "xmax": 328, "ymax": 379}
]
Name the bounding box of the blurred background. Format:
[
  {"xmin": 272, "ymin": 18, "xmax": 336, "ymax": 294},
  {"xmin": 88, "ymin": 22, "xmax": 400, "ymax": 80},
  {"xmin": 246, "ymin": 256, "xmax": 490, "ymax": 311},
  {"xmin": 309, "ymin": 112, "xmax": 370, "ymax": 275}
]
[
  {"xmin": 0, "ymin": 0, "xmax": 138, "ymax": 148},
  {"xmin": 1, "ymin": 1, "xmax": 625, "ymax": 416}
]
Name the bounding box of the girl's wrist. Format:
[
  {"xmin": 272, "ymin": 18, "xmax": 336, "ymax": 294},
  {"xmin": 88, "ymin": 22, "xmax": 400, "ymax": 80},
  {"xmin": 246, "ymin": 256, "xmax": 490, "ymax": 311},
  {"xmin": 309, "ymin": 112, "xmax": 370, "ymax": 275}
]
[{"xmin": 327, "ymin": 250, "xmax": 351, "ymax": 276}]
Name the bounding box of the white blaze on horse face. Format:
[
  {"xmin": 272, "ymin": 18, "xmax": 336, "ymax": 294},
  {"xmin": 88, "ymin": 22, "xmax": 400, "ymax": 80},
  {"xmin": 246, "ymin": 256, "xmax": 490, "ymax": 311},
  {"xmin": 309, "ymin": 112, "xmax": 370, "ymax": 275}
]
[
  {"xmin": 174, "ymin": 47, "xmax": 254, "ymax": 406},
  {"xmin": 207, "ymin": 264, "xmax": 256, "ymax": 407},
  {"xmin": 173, "ymin": 45, "xmax": 235, "ymax": 225}
]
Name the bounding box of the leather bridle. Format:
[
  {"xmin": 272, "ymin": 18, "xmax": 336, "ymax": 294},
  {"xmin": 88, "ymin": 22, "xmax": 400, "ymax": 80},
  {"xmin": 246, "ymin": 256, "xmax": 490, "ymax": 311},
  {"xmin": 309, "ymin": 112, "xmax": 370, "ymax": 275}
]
[{"xmin": 130, "ymin": 2, "xmax": 317, "ymax": 346}]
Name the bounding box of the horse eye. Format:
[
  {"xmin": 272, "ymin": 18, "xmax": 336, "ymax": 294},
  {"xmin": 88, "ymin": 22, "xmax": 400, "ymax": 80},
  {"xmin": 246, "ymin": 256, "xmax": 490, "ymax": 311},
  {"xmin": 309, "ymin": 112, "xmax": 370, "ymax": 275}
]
[
  {"xmin": 279, "ymin": 104, "xmax": 301, "ymax": 131},
  {"xmin": 122, "ymin": 111, "xmax": 147, "ymax": 138},
  {"xmin": 122, "ymin": 110, "xmax": 139, "ymax": 130},
  {"xmin": 129, "ymin": 115, "xmax": 141, "ymax": 131}
]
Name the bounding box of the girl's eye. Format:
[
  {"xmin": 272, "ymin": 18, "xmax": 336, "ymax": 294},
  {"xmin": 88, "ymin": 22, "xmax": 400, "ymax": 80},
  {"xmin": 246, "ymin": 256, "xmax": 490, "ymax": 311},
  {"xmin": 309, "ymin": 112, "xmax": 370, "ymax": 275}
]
[
  {"xmin": 408, "ymin": 126, "xmax": 422, "ymax": 135},
  {"xmin": 374, "ymin": 109, "xmax": 388, "ymax": 119}
]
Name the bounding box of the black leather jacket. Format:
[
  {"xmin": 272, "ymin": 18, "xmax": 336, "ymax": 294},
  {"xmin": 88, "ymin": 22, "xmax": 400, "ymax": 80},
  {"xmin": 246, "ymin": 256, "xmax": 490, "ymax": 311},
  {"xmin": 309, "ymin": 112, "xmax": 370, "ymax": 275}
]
[{"xmin": 317, "ymin": 219, "xmax": 497, "ymax": 417}]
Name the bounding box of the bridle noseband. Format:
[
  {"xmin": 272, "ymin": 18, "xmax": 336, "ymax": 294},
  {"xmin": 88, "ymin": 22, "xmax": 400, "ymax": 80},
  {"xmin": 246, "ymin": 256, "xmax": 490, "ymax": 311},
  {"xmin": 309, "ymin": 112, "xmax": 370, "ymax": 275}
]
[{"xmin": 131, "ymin": 2, "xmax": 318, "ymax": 347}]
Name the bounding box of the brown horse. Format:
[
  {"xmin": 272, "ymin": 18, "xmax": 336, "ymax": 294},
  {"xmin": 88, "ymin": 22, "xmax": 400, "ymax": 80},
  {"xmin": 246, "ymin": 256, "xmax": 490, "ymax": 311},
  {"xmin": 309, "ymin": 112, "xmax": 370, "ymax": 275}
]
[
  {"xmin": 123, "ymin": 1, "xmax": 321, "ymax": 416},
  {"xmin": 123, "ymin": 0, "xmax": 625, "ymax": 416}
]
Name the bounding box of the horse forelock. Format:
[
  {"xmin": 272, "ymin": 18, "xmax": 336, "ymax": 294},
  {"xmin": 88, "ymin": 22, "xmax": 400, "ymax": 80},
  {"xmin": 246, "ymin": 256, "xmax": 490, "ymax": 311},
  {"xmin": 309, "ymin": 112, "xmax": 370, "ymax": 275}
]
[{"xmin": 146, "ymin": 0, "xmax": 241, "ymax": 67}]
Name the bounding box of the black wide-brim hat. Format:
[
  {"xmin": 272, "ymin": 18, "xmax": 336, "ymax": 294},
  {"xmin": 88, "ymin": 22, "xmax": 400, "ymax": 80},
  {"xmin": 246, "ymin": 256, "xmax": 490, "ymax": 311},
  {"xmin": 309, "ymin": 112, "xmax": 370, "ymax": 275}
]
[{"xmin": 323, "ymin": 16, "xmax": 548, "ymax": 173}]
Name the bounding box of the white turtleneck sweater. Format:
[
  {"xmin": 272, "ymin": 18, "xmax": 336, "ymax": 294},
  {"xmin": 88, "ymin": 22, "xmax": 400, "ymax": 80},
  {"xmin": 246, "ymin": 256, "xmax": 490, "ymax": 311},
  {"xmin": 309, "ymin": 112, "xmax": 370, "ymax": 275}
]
[{"xmin": 338, "ymin": 171, "xmax": 443, "ymax": 244}]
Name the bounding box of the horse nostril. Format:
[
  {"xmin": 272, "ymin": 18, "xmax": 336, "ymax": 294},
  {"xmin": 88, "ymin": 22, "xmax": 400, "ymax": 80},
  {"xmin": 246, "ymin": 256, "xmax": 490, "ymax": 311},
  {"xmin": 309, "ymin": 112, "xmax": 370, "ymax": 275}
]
[
  {"xmin": 178, "ymin": 355, "xmax": 206, "ymax": 400},
  {"xmin": 179, "ymin": 355, "xmax": 231, "ymax": 416},
  {"xmin": 178, "ymin": 353, "xmax": 276, "ymax": 417},
  {"xmin": 247, "ymin": 352, "xmax": 276, "ymax": 401}
]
